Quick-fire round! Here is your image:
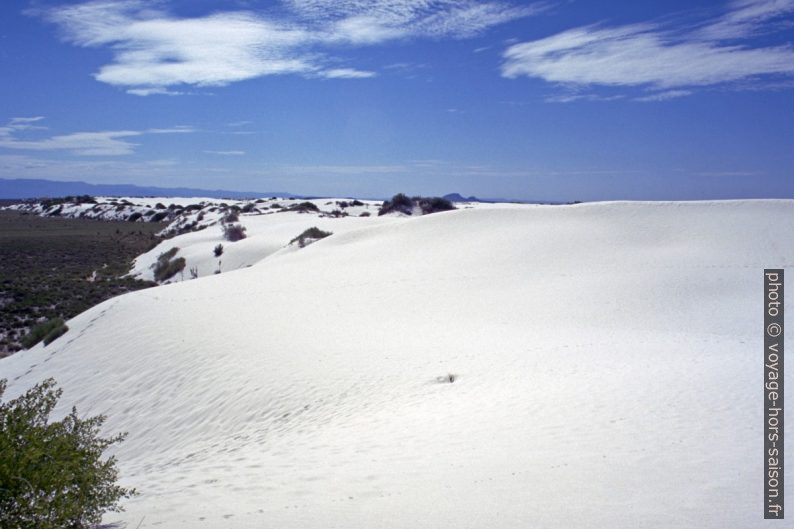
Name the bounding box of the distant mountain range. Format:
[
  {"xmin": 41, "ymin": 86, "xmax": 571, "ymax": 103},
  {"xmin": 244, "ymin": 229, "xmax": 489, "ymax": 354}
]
[
  {"xmin": 443, "ymin": 193, "xmax": 482, "ymax": 202},
  {"xmin": 442, "ymin": 192, "xmax": 553, "ymax": 204},
  {"xmin": 0, "ymin": 178, "xmax": 557, "ymax": 204},
  {"xmin": 0, "ymin": 178, "xmax": 298, "ymax": 200}
]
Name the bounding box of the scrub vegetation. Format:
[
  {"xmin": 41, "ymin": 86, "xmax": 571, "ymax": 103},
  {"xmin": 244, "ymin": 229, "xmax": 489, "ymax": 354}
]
[{"xmin": 0, "ymin": 210, "xmax": 162, "ymax": 356}]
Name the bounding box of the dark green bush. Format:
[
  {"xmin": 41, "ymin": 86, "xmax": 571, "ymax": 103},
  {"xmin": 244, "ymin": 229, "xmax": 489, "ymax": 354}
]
[
  {"xmin": 152, "ymin": 247, "xmax": 185, "ymax": 282},
  {"xmin": 222, "ymin": 223, "xmax": 247, "ymax": 242},
  {"xmin": 0, "ymin": 378, "xmax": 136, "ymax": 528},
  {"xmin": 158, "ymin": 247, "xmax": 178, "ymax": 261},
  {"xmin": 20, "ymin": 318, "xmax": 69, "ymax": 349},
  {"xmin": 378, "ymin": 193, "xmax": 413, "ymax": 215},
  {"xmin": 378, "ymin": 194, "xmax": 455, "ymax": 216},
  {"xmin": 283, "ymin": 202, "xmax": 319, "ymax": 213},
  {"xmin": 416, "ymin": 196, "xmax": 455, "ymax": 214},
  {"xmin": 290, "ymin": 227, "xmax": 332, "ymax": 248},
  {"xmin": 42, "ymin": 322, "xmax": 69, "ymax": 346},
  {"xmin": 213, "ymin": 243, "xmax": 224, "ymax": 257}
]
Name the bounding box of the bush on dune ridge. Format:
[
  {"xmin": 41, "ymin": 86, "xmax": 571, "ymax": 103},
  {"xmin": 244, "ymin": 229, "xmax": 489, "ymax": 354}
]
[
  {"xmin": 290, "ymin": 227, "xmax": 332, "ymax": 248},
  {"xmin": 20, "ymin": 318, "xmax": 69, "ymax": 349},
  {"xmin": 222, "ymin": 223, "xmax": 247, "ymax": 242},
  {"xmin": 152, "ymin": 247, "xmax": 186, "ymax": 282},
  {"xmin": 378, "ymin": 193, "xmax": 455, "ymax": 216}
]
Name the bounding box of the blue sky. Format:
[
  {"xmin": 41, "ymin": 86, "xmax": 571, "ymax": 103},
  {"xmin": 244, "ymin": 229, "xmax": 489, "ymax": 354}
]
[{"xmin": 1, "ymin": 0, "xmax": 793, "ymax": 200}]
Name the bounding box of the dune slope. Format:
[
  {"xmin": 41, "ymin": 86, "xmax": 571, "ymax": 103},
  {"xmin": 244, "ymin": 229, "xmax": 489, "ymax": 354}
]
[{"xmin": 1, "ymin": 200, "xmax": 791, "ymax": 528}]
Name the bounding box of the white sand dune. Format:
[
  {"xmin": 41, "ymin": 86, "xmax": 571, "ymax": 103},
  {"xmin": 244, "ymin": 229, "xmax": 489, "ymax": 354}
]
[
  {"xmin": 1, "ymin": 200, "xmax": 791, "ymax": 528},
  {"xmin": 130, "ymin": 202, "xmax": 394, "ymax": 281}
]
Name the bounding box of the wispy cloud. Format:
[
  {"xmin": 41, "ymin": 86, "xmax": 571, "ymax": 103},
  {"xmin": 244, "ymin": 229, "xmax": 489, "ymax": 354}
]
[
  {"xmin": 544, "ymin": 93, "xmax": 625, "ymax": 103},
  {"xmin": 502, "ymin": 0, "xmax": 794, "ymax": 100},
  {"xmin": 320, "ymin": 67, "xmax": 377, "ymax": 79},
  {"xmin": 204, "ymin": 150, "xmax": 246, "ymax": 156},
  {"xmin": 10, "ymin": 116, "xmax": 46, "ymax": 125},
  {"xmin": 0, "ymin": 118, "xmax": 194, "ymax": 156},
  {"xmin": 634, "ymin": 90, "xmax": 693, "ymax": 102},
  {"xmin": 4, "ymin": 116, "xmax": 48, "ymax": 132},
  {"xmin": 34, "ymin": 0, "xmax": 541, "ymax": 95},
  {"xmin": 697, "ymin": 0, "xmax": 794, "ymax": 40},
  {"xmin": 127, "ymin": 87, "xmax": 185, "ymax": 96}
]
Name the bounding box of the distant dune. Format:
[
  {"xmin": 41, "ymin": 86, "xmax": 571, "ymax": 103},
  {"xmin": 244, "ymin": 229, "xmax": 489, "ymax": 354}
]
[{"xmin": 1, "ymin": 200, "xmax": 791, "ymax": 528}]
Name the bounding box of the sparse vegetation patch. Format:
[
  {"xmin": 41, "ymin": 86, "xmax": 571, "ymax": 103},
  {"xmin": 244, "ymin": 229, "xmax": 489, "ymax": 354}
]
[
  {"xmin": 222, "ymin": 223, "xmax": 247, "ymax": 242},
  {"xmin": 0, "ymin": 210, "xmax": 161, "ymax": 356},
  {"xmin": 378, "ymin": 194, "xmax": 456, "ymax": 216},
  {"xmin": 20, "ymin": 317, "xmax": 69, "ymax": 349},
  {"xmin": 152, "ymin": 247, "xmax": 186, "ymax": 282},
  {"xmin": 283, "ymin": 202, "xmax": 320, "ymax": 213},
  {"xmin": 290, "ymin": 227, "xmax": 332, "ymax": 248}
]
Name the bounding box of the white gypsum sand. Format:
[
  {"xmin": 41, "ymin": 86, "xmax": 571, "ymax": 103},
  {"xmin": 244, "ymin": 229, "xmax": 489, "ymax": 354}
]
[{"xmin": 1, "ymin": 200, "xmax": 791, "ymax": 528}]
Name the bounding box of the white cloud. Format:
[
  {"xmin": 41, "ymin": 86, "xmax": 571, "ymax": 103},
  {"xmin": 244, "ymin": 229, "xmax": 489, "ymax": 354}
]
[
  {"xmin": 321, "ymin": 67, "xmax": 377, "ymax": 78},
  {"xmin": 502, "ymin": 0, "xmax": 794, "ymax": 98},
  {"xmin": 35, "ymin": 0, "xmax": 539, "ymax": 94},
  {"xmin": 0, "ymin": 130, "xmax": 141, "ymax": 156},
  {"xmin": 10, "ymin": 117, "xmax": 46, "ymax": 125},
  {"xmin": 0, "ymin": 118, "xmax": 194, "ymax": 156},
  {"xmin": 147, "ymin": 126, "xmax": 196, "ymax": 134},
  {"xmin": 127, "ymin": 87, "xmax": 185, "ymax": 96},
  {"xmin": 544, "ymin": 93, "xmax": 625, "ymax": 103},
  {"xmin": 697, "ymin": 0, "xmax": 794, "ymax": 40},
  {"xmin": 204, "ymin": 150, "xmax": 246, "ymax": 156},
  {"xmin": 311, "ymin": 1, "xmax": 543, "ymax": 44},
  {"xmin": 634, "ymin": 90, "xmax": 693, "ymax": 102},
  {"xmin": 5, "ymin": 116, "xmax": 48, "ymax": 131},
  {"xmin": 41, "ymin": 3, "xmax": 314, "ymax": 90}
]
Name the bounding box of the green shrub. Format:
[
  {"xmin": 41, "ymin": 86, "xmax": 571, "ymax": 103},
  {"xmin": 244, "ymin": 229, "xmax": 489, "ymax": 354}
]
[
  {"xmin": 0, "ymin": 378, "xmax": 136, "ymax": 528},
  {"xmin": 20, "ymin": 318, "xmax": 69, "ymax": 349},
  {"xmin": 42, "ymin": 322, "xmax": 69, "ymax": 346},
  {"xmin": 416, "ymin": 196, "xmax": 455, "ymax": 214},
  {"xmin": 152, "ymin": 247, "xmax": 185, "ymax": 282},
  {"xmin": 378, "ymin": 193, "xmax": 413, "ymax": 215},
  {"xmin": 290, "ymin": 227, "xmax": 332, "ymax": 248},
  {"xmin": 213, "ymin": 243, "xmax": 224, "ymax": 257},
  {"xmin": 378, "ymin": 194, "xmax": 455, "ymax": 216},
  {"xmin": 158, "ymin": 247, "xmax": 178, "ymax": 261},
  {"xmin": 283, "ymin": 202, "xmax": 319, "ymax": 213},
  {"xmin": 150, "ymin": 211, "xmax": 168, "ymax": 222},
  {"xmin": 222, "ymin": 223, "xmax": 247, "ymax": 242}
]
